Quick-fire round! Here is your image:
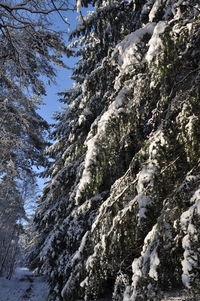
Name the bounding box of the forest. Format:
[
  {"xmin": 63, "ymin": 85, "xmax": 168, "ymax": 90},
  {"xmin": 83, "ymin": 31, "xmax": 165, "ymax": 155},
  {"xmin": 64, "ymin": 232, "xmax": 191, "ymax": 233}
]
[{"xmin": 0, "ymin": 0, "xmax": 200, "ymax": 301}]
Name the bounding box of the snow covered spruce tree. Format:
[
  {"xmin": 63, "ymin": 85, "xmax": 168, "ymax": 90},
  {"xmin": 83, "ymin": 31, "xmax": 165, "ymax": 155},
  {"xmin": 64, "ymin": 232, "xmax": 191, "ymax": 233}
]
[
  {"xmin": 0, "ymin": 0, "xmax": 71, "ymax": 278},
  {"xmin": 31, "ymin": 0, "xmax": 200, "ymax": 300}
]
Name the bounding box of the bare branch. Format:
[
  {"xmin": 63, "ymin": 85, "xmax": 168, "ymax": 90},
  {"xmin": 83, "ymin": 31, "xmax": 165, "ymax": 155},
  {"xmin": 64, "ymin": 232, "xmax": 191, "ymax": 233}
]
[
  {"xmin": 0, "ymin": 2, "xmax": 72, "ymax": 14},
  {"xmin": 50, "ymin": 0, "xmax": 70, "ymax": 25},
  {"xmin": 0, "ymin": 22, "xmax": 30, "ymax": 29}
]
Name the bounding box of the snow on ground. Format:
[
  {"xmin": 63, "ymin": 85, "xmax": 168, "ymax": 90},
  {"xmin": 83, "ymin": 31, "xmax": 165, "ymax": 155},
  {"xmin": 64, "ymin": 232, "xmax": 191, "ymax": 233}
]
[
  {"xmin": 0, "ymin": 267, "xmax": 49, "ymax": 301},
  {"xmin": 0, "ymin": 269, "xmax": 190, "ymax": 301}
]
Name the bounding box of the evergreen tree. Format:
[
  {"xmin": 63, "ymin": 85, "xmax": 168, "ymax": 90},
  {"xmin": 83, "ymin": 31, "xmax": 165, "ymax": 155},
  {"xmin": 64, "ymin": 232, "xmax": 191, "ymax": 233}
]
[{"xmin": 31, "ymin": 0, "xmax": 200, "ymax": 300}]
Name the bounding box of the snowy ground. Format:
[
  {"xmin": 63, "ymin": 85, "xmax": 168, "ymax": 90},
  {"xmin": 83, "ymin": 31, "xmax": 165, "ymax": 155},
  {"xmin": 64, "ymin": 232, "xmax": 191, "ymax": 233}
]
[
  {"xmin": 0, "ymin": 267, "xmax": 49, "ymax": 301},
  {"xmin": 0, "ymin": 269, "xmax": 190, "ymax": 301}
]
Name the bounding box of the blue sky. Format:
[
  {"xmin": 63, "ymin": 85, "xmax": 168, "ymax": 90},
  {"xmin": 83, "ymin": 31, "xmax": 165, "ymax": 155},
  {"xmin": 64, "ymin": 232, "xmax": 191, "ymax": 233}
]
[
  {"xmin": 38, "ymin": 58, "xmax": 75, "ymax": 124},
  {"xmin": 37, "ymin": 4, "xmax": 91, "ymax": 123},
  {"xmin": 37, "ymin": 8, "xmax": 79, "ymax": 123}
]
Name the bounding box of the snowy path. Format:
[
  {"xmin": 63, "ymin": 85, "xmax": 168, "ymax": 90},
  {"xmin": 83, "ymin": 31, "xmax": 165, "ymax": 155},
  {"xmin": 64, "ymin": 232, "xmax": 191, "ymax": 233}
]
[{"xmin": 0, "ymin": 267, "xmax": 49, "ymax": 301}]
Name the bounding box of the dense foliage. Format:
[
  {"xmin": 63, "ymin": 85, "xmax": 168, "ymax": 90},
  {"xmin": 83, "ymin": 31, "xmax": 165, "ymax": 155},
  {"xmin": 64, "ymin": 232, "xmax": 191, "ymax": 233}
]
[{"xmin": 31, "ymin": 0, "xmax": 200, "ymax": 300}]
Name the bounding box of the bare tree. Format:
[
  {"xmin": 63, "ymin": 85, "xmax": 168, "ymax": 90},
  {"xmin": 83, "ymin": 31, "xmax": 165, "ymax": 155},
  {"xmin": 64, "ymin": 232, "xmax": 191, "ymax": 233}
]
[{"xmin": 0, "ymin": 0, "xmax": 74, "ymax": 278}]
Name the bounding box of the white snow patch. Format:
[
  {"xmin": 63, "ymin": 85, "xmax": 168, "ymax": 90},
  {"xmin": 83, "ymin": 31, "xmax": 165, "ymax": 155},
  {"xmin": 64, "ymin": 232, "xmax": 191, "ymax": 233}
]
[
  {"xmin": 115, "ymin": 22, "xmax": 156, "ymax": 70},
  {"xmin": 148, "ymin": 130, "xmax": 166, "ymax": 161},
  {"xmin": 76, "ymin": 0, "xmax": 81, "ymax": 12},
  {"xmin": 71, "ymin": 231, "xmax": 89, "ymax": 265},
  {"xmin": 180, "ymin": 188, "xmax": 200, "ymax": 288},
  {"xmin": 149, "ymin": 0, "xmax": 162, "ymax": 22},
  {"xmin": 136, "ymin": 130, "xmax": 167, "ymax": 223},
  {"xmin": 137, "ymin": 164, "xmax": 156, "ymax": 194},
  {"xmin": 146, "ymin": 21, "xmax": 167, "ymax": 64},
  {"xmin": 171, "ymin": 0, "xmax": 184, "ymax": 20},
  {"xmin": 148, "ymin": 247, "xmax": 160, "ymax": 280},
  {"xmin": 113, "ymin": 22, "xmax": 156, "ymax": 90},
  {"xmin": 75, "ymin": 87, "xmax": 130, "ymax": 203},
  {"xmin": 80, "ymin": 276, "xmax": 89, "ymax": 288},
  {"xmin": 126, "ymin": 225, "xmax": 160, "ymax": 300}
]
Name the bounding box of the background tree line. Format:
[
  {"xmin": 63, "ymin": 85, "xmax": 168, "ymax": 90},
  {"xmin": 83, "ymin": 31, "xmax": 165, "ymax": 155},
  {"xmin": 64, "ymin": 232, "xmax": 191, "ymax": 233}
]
[{"xmin": 0, "ymin": 0, "xmax": 72, "ymax": 278}]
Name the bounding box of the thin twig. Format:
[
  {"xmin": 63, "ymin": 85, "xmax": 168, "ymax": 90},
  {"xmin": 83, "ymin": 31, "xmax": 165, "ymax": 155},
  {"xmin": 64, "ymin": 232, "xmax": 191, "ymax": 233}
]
[
  {"xmin": 0, "ymin": 3, "xmax": 69, "ymax": 14},
  {"xmin": 50, "ymin": 0, "xmax": 70, "ymax": 25}
]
